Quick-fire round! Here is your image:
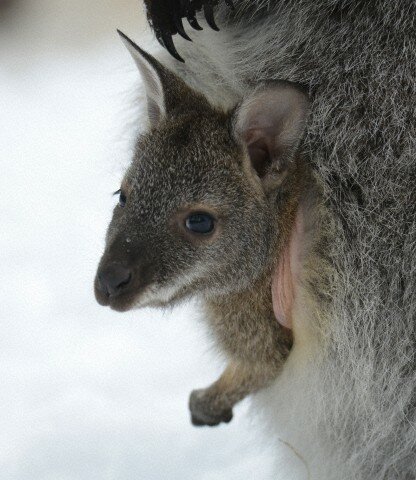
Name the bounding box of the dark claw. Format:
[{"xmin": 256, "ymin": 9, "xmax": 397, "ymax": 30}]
[
  {"xmin": 144, "ymin": 0, "xmax": 235, "ymax": 60},
  {"xmin": 187, "ymin": 13, "xmax": 203, "ymax": 31},
  {"xmin": 173, "ymin": 14, "xmax": 192, "ymax": 41},
  {"xmin": 160, "ymin": 32, "xmax": 185, "ymax": 62},
  {"xmin": 156, "ymin": 34, "xmax": 165, "ymax": 48},
  {"xmin": 203, "ymin": 3, "xmax": 220, "ymax": 31}
]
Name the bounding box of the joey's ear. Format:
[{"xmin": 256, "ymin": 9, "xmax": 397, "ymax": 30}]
[
  {"xmin": 118, "ymin": 30, "xmax": 207, "ymax": 127},
  {"xmin": 233, "ymin": 81, "xmax": 309, "ymax": 191}
]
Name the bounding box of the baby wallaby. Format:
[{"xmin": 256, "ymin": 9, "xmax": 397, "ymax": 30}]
[{"xmin": 95, "ymin": 32, "xmax": 317, "ymax": 427}]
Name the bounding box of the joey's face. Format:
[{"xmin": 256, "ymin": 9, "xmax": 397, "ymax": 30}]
[
  {"xmin": 94, "ymin": 33, "xmax": 308, "ymax": 312},
  {"xmin": 95, "ymin": 116, "xmax": 271, "ymax": 311}
]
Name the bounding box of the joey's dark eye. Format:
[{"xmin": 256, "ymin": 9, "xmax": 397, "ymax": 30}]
[
  {"xmin": 185, "ymin": 212, "xmax": 215, "ymax": 234},
  {"xmin": 113, "ymin": 189, "xmax": 127, "ymax": 207},
  {"xmin": 119, "ymin": 192, "xmax": 127, "ymax": 207}
]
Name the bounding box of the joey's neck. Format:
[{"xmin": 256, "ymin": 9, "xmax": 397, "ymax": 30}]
[{"xmin": 207, "ymin": 180, "xmax": 309, "ymax": 311}]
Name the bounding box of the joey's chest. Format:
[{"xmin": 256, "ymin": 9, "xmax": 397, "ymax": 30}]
[{"xmin": 203, "ymin": 288, "xmax": 286, "ymax": 364}]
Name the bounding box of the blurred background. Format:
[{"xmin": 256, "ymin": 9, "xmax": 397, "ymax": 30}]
[{"xmin": 0, "ymin": 1, "xmax": 276, "ymax": 478}]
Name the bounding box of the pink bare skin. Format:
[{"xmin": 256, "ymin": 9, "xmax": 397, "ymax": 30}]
[{"xmin": 272, "ymin": 208, "xmax": 305, "ymax": 330}]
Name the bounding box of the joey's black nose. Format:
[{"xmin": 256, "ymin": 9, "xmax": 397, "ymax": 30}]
[{"xmin": 97, "ymin": 264, "xmax": 132, "ymax": 296}]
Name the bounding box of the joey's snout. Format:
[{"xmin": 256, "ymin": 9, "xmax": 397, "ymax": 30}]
[
  {"xmin": 97, "ymin": 264, "xmax": 132, "ymax": 297},
  {"xmin": 94, "ymin": 241, "xmax": 161, "ymax": 311},
  {"xmin": 94, "ymin": 262, "xmax": 134, "ymax": 310}
]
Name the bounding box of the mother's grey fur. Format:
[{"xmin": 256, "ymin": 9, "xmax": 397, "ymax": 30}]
[{"xmin": 157, "ymin": 1, "xmax": 416, "ymax": 478}]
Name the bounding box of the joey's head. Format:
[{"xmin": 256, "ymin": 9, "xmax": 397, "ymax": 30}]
[{"xmin": 94, "ymin": 32, "xmax": 309, "ymax": 312}]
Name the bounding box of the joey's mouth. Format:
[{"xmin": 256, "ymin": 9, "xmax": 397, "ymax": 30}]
[
  {"xmin": 94, "ymin": 254, "xmax": 199, "ymax": 312},
  {"xmin": 94, "ymin": 277, "xmax": 145, "ymax": 312},
  {"xmin": 94, "ymin": 272, "xmax": 187, "ymax": 312},
  {"xmin": 94, "ymin": 255, "xmax": 165, "ymax": 312}
]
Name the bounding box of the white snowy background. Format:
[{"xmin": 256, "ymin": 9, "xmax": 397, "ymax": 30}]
[{"xmin": 0, "ymin": 1, "xmax": 278, "ymax": 478}]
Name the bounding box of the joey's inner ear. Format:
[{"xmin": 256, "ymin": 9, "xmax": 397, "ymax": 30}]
[
  {"xmin": 118, "ymin": 30, "xmax": 210, "ymax": 127},
  {"xmin": 234, "ymin": 81, "xmax": 309, "ymax": 191}
]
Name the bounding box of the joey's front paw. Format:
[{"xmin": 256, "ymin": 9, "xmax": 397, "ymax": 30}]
[{"xmin": 189, "ymin": 389, "xmax": 233, "ymax": 427}]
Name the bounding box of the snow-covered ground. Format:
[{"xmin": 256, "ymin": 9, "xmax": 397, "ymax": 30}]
[{"xmin": 0, "ymin": 1, "xmax": 276, "ymax": 478}]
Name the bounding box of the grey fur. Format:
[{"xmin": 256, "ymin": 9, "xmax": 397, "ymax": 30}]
[
  {"xmin": 95, "ymin": 1, "xmax": 415, "ymax": 477},
  {"xmin": 153, "ymin": 1, "xmax": 416, "ymax": 478}
]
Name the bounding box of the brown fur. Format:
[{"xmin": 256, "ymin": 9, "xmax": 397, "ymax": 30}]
[{"xmin": 94, "ymin": 36, "xmax": 323, "ymax": 426}]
